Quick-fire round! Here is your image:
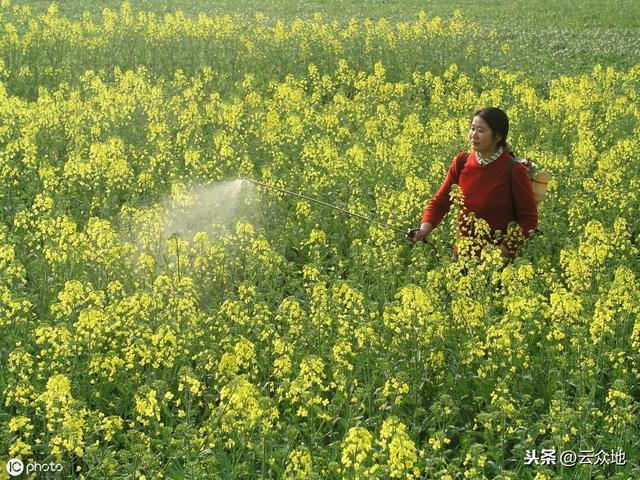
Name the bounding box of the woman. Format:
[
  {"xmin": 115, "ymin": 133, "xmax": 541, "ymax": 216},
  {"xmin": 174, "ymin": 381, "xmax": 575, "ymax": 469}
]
[{"xmin": 411, "ymin": 107, "xmax": 538, "ymax": 259}]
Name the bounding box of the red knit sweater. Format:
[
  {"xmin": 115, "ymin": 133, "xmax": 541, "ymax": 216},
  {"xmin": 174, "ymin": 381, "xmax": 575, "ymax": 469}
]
[{"xmin": 421, "ymin": 151, "xmax": 538, "ymax": 252}]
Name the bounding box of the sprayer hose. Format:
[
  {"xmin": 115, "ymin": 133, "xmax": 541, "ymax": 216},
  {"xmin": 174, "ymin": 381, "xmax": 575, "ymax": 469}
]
[{"xmin": 246, "ymin": 178, "xmax": 408, "ymax": 236}]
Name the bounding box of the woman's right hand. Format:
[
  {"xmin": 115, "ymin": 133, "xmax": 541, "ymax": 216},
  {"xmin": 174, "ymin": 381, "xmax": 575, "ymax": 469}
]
[{"xmin": 410, "ymin": 222, "xmax": 434, "ymax": 242}]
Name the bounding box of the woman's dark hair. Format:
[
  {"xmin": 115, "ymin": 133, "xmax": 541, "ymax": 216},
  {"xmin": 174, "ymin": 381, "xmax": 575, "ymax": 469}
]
[{"xmin": 473, "ymin": 107, "xmax": 509, "ymax": 148}]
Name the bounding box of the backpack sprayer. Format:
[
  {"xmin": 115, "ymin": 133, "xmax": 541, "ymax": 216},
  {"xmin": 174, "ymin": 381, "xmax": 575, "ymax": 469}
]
[{"xmin": 243, "ymin": 178, "xmax": 426, "ymax": 243}]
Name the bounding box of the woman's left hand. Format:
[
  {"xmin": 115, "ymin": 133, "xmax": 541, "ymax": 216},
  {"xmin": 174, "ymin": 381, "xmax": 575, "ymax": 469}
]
[{"xmin": 499, "ymin": 243, "xmax": 513, "ymax": 259}]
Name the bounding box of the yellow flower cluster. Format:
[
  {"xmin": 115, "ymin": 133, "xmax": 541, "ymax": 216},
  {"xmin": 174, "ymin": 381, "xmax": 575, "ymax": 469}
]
[
  {"xmin": 38, "ymin": 375, "xmax": 87, "ymax": 459},
  {"xmin": 284, "ymin": 446, "xmax": 314, "ymax": 479},
  {"xmin": 135, "ymin": 388, "xmax": 161, "ymax": 426},
  {"xmin": 341, "ymin": 426, "xmax": 376, "ymax": 477},
  {"xmin": 379, "ymin": 416, "xmax": 420, "ymax": 479}
]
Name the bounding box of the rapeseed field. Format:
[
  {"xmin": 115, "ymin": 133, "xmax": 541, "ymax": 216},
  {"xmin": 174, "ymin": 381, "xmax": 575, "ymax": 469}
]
[{"xmin": 0, "ymin": 2, "xmax": 638, "ymax": 479}]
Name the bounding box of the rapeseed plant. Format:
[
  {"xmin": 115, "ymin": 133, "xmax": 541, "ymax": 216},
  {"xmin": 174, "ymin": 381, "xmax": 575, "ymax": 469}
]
[{"xmin": 0, "ymin": 2, "xmax": 639, "ymax": 478}]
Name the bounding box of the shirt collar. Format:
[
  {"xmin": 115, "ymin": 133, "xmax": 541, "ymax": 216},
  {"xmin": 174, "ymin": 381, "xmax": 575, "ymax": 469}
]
[{"xmin": 476, "ymin": 146, "xmax": 503, "ymax": 166}]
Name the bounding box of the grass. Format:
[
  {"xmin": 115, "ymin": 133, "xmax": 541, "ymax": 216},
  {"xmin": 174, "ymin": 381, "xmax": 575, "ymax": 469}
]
[
  {"xmin": 3, "ymin": 0, "xmax": 638, "ymax": 97},
  {"xmin": 13, "ymin": 0, "xmax": 640, "ymax": 27},
  {"xmin": 9, "ymin": 0, "xmax": 640, "ymax": 89}
]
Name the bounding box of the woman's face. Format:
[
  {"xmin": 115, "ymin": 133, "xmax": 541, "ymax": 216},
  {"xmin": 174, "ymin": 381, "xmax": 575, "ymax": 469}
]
[{"xmin": 469, "ymin": 115, "xmax": 501, "ymax": 154}]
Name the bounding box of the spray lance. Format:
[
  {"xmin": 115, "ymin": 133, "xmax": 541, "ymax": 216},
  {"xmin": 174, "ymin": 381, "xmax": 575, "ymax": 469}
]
[{"xmin": 243, "ymin": 178, "xmax": 428, "ymax": 244}]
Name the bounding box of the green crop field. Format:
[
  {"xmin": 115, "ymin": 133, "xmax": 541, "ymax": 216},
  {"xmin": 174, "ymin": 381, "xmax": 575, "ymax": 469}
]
[
  {"xmin": 0, "ymin": 1, "xmax": 639, "ymax": 479},
  {"xmin": 12, "ymin": 0, "xmax": 640, "ymax": 84}
]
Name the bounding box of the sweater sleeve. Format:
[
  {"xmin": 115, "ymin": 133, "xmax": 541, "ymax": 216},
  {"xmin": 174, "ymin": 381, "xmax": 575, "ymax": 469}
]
[{"xmin": 420, "ymin": 152, "xmax": 464, "ymax": 227}]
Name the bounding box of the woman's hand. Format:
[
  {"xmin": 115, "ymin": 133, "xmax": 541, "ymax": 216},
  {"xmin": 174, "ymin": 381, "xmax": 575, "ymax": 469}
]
[
  {"xmin": 410, "ymin": 222, "xmax": 434, "ymax": 242},
  {"xmin": 499, "ymin": 243, "xmax": 514, "ymax": 259}
]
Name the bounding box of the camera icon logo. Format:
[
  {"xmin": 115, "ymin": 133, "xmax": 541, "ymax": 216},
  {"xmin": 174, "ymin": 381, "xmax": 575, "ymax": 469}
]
[{"xmin": 6, "ymin": 458, "xmax": 24, "ymax": 476}]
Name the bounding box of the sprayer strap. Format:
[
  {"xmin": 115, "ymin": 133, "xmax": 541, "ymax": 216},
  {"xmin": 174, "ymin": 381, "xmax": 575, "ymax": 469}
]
[{"xmin": 455, "ymin": 152, "xmax": 469, "ymax": 184}]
